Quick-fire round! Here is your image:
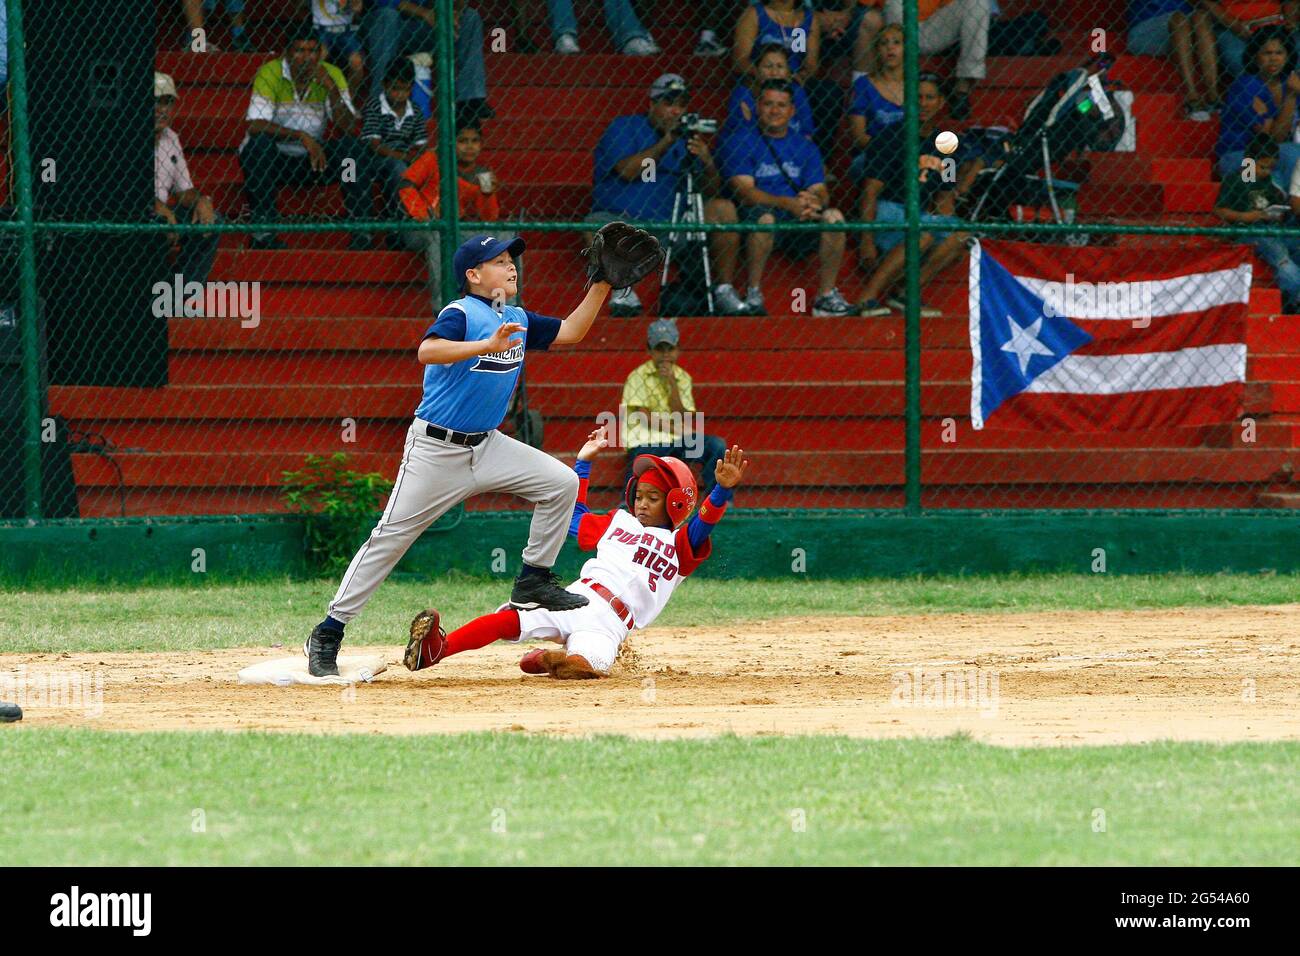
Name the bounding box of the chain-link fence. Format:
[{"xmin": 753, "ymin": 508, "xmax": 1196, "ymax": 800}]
[{"xmin": 3, "ymin": 0, "xmax": 1300, "ymax": 521}]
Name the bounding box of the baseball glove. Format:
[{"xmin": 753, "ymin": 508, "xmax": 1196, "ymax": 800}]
[{"xmin": 582, "ymin": 221, "xmax": 665, "ymax": 290}]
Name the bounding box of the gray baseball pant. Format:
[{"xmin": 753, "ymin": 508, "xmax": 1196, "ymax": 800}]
[{"xmin": 326, "ymin": 419, "xmax": 579, "ymax": 623}]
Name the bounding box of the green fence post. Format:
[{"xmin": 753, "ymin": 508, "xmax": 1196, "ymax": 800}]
[
  {"xmin": 7, "ymin": 0, "xmax": 43, "ymax": 520},
  {"xmin": 436, "ymin": 0, "xmax": 460, "ymax": 297},
  {"xmin": 902, "ymin": 0, "xmax": 922, "ymax": 515}
]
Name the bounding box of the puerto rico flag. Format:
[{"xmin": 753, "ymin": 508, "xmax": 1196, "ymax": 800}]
[{"xmin": 969, "ymin": 240, "xmax": 1251, "ymax": 430}]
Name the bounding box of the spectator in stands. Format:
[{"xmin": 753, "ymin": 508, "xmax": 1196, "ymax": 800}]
[
  {"xmin": 313, "ymin": 0, "xmax": 366, "ymax": 94},
  {"xmin": 734, "ymin": 1, "xmax": 822, "ymax": 86},
  {"xmin": 456, "ymin": 122, "xmax": 503, "ymax": 225},
  {"xmin": 812, "ymin": 0, "xmax": 883, "ymax": 76},
  {"xmin": 1218, "ymin": 134, "xmax": 1300, "ymax": 309},
  {"xmin": 154, "ymin": 72, "xmax": 220, "ymax": 295},
  {"xmin": 548, "ymin": 0, "xmax": 660, "ymax": 55},
  {"xmin": 362, "ymin": 58, "xmax": 428, "ymax": 239},
  {"xmin": 238, "ymin": 31, "xmax": 373, "ymax": 250},
  {"xmin": 181, "ymin": 0, "xmax": 252, "ymax": 52},
  {"xmin": 856, "ymin": 73, "xmax": 967, "ymax": 316},
  {"xmin": 588, "ymin": 74, "xmax": 747, "ymax": 317},
  {"xmin": 1216, "ymin": 26, "xmax": 1300, "ymax": 181},
  {"xmin": 850, "ymin": 0, "xmax": 887, "ymax": 79},
  {"xmin": 620, "ymin": 319, "xmax": 728, "ymax": 496},
  {"xmin": 883, "ymin": 0, "xmax": 990, "ymax": 120},
  {"xmin": 1127, "ymin": 1, "xmax": 1221, "ymax": 121},
  {"xmin": 394, "ymin": 120, "xmax": 505, "ymax": 301},
  {"xmin": 1204, "ymin": 0, "xmax": 1284, "ymax": 78},
  {"xmin": 847, "ymin": 23, "xmax": 904, "ymax": 162},
  {"xmin": 722, "ymin": 80, "xmax": 855, "ymax": 316},
  {"xmin": 721, "ymin": 43, "xmax": 816, "ymax": 145},
  {"xmin": 807, "ymin": 0, "xmax": 883, "ymax": 164},
  {"xmin": 364, "ymin": 0, "xmax": 492, "ymax": 125},
  {"xmin": 686, "ymin": 0, "xmax": 748, "ymax": 57}
]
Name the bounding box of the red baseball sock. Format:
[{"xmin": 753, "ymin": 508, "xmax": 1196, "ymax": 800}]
[{"xmin": 444, "ymin": 609, "xmax": 521, "ymax": 657}]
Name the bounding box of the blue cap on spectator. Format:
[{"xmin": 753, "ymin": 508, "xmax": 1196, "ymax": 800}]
[
  {"xmin": 453, "ymin": 234, "xmax": 526, "ymax": 292},
  {"xmin": 647, "ymin": 319, "xmax": 679, "ymax": 348}
]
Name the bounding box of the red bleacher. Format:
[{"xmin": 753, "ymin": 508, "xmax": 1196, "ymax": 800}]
[{"xmin": 28, "ymin": 2, "xmax": 1300, "ymax": 513}]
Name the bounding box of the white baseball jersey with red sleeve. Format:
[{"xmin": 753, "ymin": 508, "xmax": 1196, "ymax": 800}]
[{"xmin": 573, "ymin": 508, "xmax": 712, "ymax": 630}]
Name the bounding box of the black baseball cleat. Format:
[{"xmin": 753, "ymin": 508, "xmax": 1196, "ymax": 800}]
[
  {"xmin": 510, "ymin": 570, "xmax": 589, "ymax": 611},
  {"xmin": 304, "ymin": 626, "xmax": 343, "ymax": 677},
  {"xmin": 0, "ymin": 702, "xmax": 22, "ymax": 723},
  {"xmin": 404, "ymin": 608, "xmax": 448, "ymax": 671}
]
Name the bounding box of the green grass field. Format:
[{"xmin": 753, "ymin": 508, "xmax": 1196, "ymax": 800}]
[
  {"xmin": 4, "ymin": 571, "xmax": 1299, "ymax": 654},
  {"xmin": 4, "ymin": 572, "xmax": 1298, "ymax": 865},
  {"xmin": 2, "ymin": 730, "xmax": 1296, "ymax": 865}
]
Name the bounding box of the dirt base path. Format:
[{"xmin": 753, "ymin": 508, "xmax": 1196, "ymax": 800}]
[{"xmin": 5, "ymin": 606, "xmax": 1299, "ymax": 745}]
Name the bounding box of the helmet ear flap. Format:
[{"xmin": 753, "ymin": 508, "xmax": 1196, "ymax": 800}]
[
  {"xmin": 665, "ymin": 485, "xmax": 695, "ymax": 528},
  {"xmin": 624, "ymin": 473, "xmax": 639, "ymax": 512}
]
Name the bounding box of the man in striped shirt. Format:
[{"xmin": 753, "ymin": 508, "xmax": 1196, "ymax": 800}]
[
  {"xmin": 237, "ymin": 29, "xmax": 374, "ymax": 250},
  {"xmin": 362, "ymin": 0, "xmax": 492, "ymax": 125}
]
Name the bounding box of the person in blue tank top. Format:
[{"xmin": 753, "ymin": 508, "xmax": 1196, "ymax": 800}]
[
  {"xmin": 734, "ymin": 1, "xmax": 821, "ymax": 84},
  {"xmin": 302, "ymin": 234, "xmax": 614, "ymax": 678}
]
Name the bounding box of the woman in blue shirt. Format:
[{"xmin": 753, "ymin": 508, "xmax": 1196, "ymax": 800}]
[
  {"xmin": 847, "ymin": 23, "xmax": 905, "ymax": 155},
  {"xmin": 1216, "ymin": 26, "xmax": 1300, "ymax": 182},
  {"xmin": 722, "ymin": 42, "xmax": 816, "ymax": 144}
]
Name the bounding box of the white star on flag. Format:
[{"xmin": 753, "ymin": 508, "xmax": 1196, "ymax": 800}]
[{"xmin": 1000, "ymin": 313, "xmax": 1055, "ymax": 375}]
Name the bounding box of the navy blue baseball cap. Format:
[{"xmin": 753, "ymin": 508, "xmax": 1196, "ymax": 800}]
[{"xmin": 453, "ymin": 234, "xmax": 526, "ymax": 292}]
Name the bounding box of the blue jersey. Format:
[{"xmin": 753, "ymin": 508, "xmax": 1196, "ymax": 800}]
[
  {"xmin": 848, "ymin": 75, "xmax": 904, "ymax": 140},
  {"xmin": 415, "ymin": 294, "xmax": 561, "ymax": 433},
  {"xmin": 592, "ymin": 114, "xmax": 687, "ymax": 220},
  {"xmin": 721, "ymin": 127, "xmax": 825, "ymax": 202},
  {"xmin": 721, "ymin": 82, "xmax": 815, "ymax": 144}
]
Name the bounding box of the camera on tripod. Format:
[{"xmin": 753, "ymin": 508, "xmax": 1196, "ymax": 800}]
[{"xmin": 675, "ymin": 113, "xmax": 718, "ymax": 138}]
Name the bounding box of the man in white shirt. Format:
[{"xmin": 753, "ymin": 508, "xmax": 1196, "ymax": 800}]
[{"xmin": 154, "ymin": 72, "xmax": 220, "ymax": 292}]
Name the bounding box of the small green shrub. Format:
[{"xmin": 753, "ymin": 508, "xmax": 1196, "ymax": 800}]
[{"xmin": 281, "ymin": 453, "xmax": 394, "ymax": 574}]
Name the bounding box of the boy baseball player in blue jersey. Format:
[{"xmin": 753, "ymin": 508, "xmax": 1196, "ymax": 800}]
[{"xmin": 303, "ymin": 234, "xmax": 613, "ymax": 677}]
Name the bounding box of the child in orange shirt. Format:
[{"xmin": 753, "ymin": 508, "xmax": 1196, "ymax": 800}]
[
  {"xmin": 397, "ymin": 123, "xmax": 508, "ymax": 301},
  {"xmin": 455, "ymin": 122, "xmax": 502, "ymax": 224}
]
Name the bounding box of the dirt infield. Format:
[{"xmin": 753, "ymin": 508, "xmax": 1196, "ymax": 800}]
[{"xmin": 4, "ymin": 606, "xmax": 1299, "ymax": 745}]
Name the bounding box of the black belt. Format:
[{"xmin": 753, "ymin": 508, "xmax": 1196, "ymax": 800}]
[{"xmin": 425, "ymin": 423, "xmax": 489, "ymax": 446}]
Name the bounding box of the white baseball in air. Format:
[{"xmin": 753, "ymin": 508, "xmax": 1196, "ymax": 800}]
[{"xmin": 936, "ymin": 131, "xmax": 959, "ymax": 155}]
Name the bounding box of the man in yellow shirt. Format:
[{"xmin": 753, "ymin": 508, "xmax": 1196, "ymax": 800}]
[{"xmin": 620, "ymin": 320, "xmax": 728, "ymax": 495}]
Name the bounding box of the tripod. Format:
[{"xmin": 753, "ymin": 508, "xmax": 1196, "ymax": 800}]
[{"xmin": 660, "ymin": 158, "xmax": 715, "ymax": 314}]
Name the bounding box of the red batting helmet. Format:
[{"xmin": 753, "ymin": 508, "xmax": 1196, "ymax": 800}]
[{"xmin": 625, "ymin": 454, "xmax": 698, "ymax": 529}]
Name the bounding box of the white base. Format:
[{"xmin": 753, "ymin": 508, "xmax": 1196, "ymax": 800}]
[{"xmin": 237, "ymin": 654, "xmax": 388, "ymax": 686}]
